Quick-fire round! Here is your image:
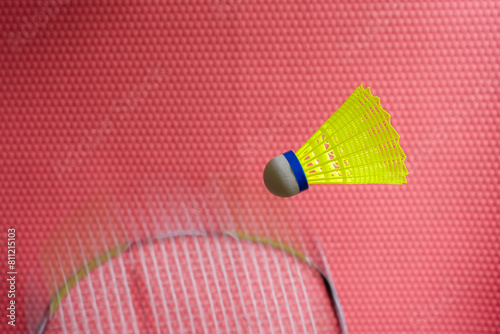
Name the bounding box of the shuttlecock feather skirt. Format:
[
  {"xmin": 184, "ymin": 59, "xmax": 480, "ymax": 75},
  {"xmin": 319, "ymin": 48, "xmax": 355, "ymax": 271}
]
[{"xmin": 295, "ymin": 85, "xmax": 408, "ymax": 185}]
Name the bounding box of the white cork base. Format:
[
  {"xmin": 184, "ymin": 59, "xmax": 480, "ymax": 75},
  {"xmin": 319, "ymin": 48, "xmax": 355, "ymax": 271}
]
[{"xmin": 263, "ymin": 154, "xmax": 300, "ymax": 198}]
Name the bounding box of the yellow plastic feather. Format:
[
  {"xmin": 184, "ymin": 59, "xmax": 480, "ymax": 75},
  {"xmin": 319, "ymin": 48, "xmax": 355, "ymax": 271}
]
[{"xmin": 295, "ymin": 85, "xmax": 408, "ymax": 185}]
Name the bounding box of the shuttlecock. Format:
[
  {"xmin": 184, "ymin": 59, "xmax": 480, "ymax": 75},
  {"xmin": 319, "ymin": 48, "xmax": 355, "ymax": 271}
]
[{"xmin": 264, "ymin": 85, "xmax": 408, "ymax": 197}]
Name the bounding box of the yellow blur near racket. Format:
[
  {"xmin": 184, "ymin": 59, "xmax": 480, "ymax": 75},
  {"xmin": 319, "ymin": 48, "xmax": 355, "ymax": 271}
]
[{"xmin": 264, "ymin": 85, "xmax": 408, "ymax": 197}]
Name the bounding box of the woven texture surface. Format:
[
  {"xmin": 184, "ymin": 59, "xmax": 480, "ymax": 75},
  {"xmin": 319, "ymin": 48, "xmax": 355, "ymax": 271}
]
[{"xmin": 1, "ymin": 0, "xmax": 499, "ymax": 333}]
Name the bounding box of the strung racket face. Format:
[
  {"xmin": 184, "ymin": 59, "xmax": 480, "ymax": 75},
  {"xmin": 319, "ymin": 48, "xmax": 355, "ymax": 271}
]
[
  {"xmin": 27, "ymin": 177, "xmax": 344, "ymax": 334},
  {"xmin": 42, "ymin": 233, "xmax": 338, "ymax": 334}
]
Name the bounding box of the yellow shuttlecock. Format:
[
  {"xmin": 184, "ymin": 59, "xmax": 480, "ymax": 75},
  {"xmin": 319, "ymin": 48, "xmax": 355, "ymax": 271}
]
[{"xmin": 264, "ymin": 85, "xmax": 408, "ymax": 197}]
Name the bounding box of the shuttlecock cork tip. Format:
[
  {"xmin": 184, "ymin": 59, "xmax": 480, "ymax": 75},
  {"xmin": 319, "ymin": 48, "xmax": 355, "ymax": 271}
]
[{"xmin": 263, "ymin": 151, "xmax": 309, "ymax": 198}]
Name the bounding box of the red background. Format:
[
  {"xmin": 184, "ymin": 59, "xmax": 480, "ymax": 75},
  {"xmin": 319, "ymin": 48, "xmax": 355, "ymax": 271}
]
[{"xmin": 1, "ymin": 0, "xmax": 499, "ymax": 333}]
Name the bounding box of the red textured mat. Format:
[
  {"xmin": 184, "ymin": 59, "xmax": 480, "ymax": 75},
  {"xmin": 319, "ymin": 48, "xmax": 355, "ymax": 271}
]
[{"xmin": 1, "ymin": 0, "xmax": 499, "ymax": 333}]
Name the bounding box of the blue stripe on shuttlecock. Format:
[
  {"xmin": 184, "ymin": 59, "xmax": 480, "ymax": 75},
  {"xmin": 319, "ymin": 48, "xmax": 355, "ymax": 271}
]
[{"xmin": 283, "ymin": 150, "xmax": 309, "ymax": 192}]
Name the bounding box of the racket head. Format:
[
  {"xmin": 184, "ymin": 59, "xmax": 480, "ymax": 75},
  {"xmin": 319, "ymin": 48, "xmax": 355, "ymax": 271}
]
[
  {"xmin": 27, "ymin": 177, "xmax": 345, "ymax": 333},
  {"xmin": 42, "ymin": 232, "xmax": 339, "ymax": 334}
]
